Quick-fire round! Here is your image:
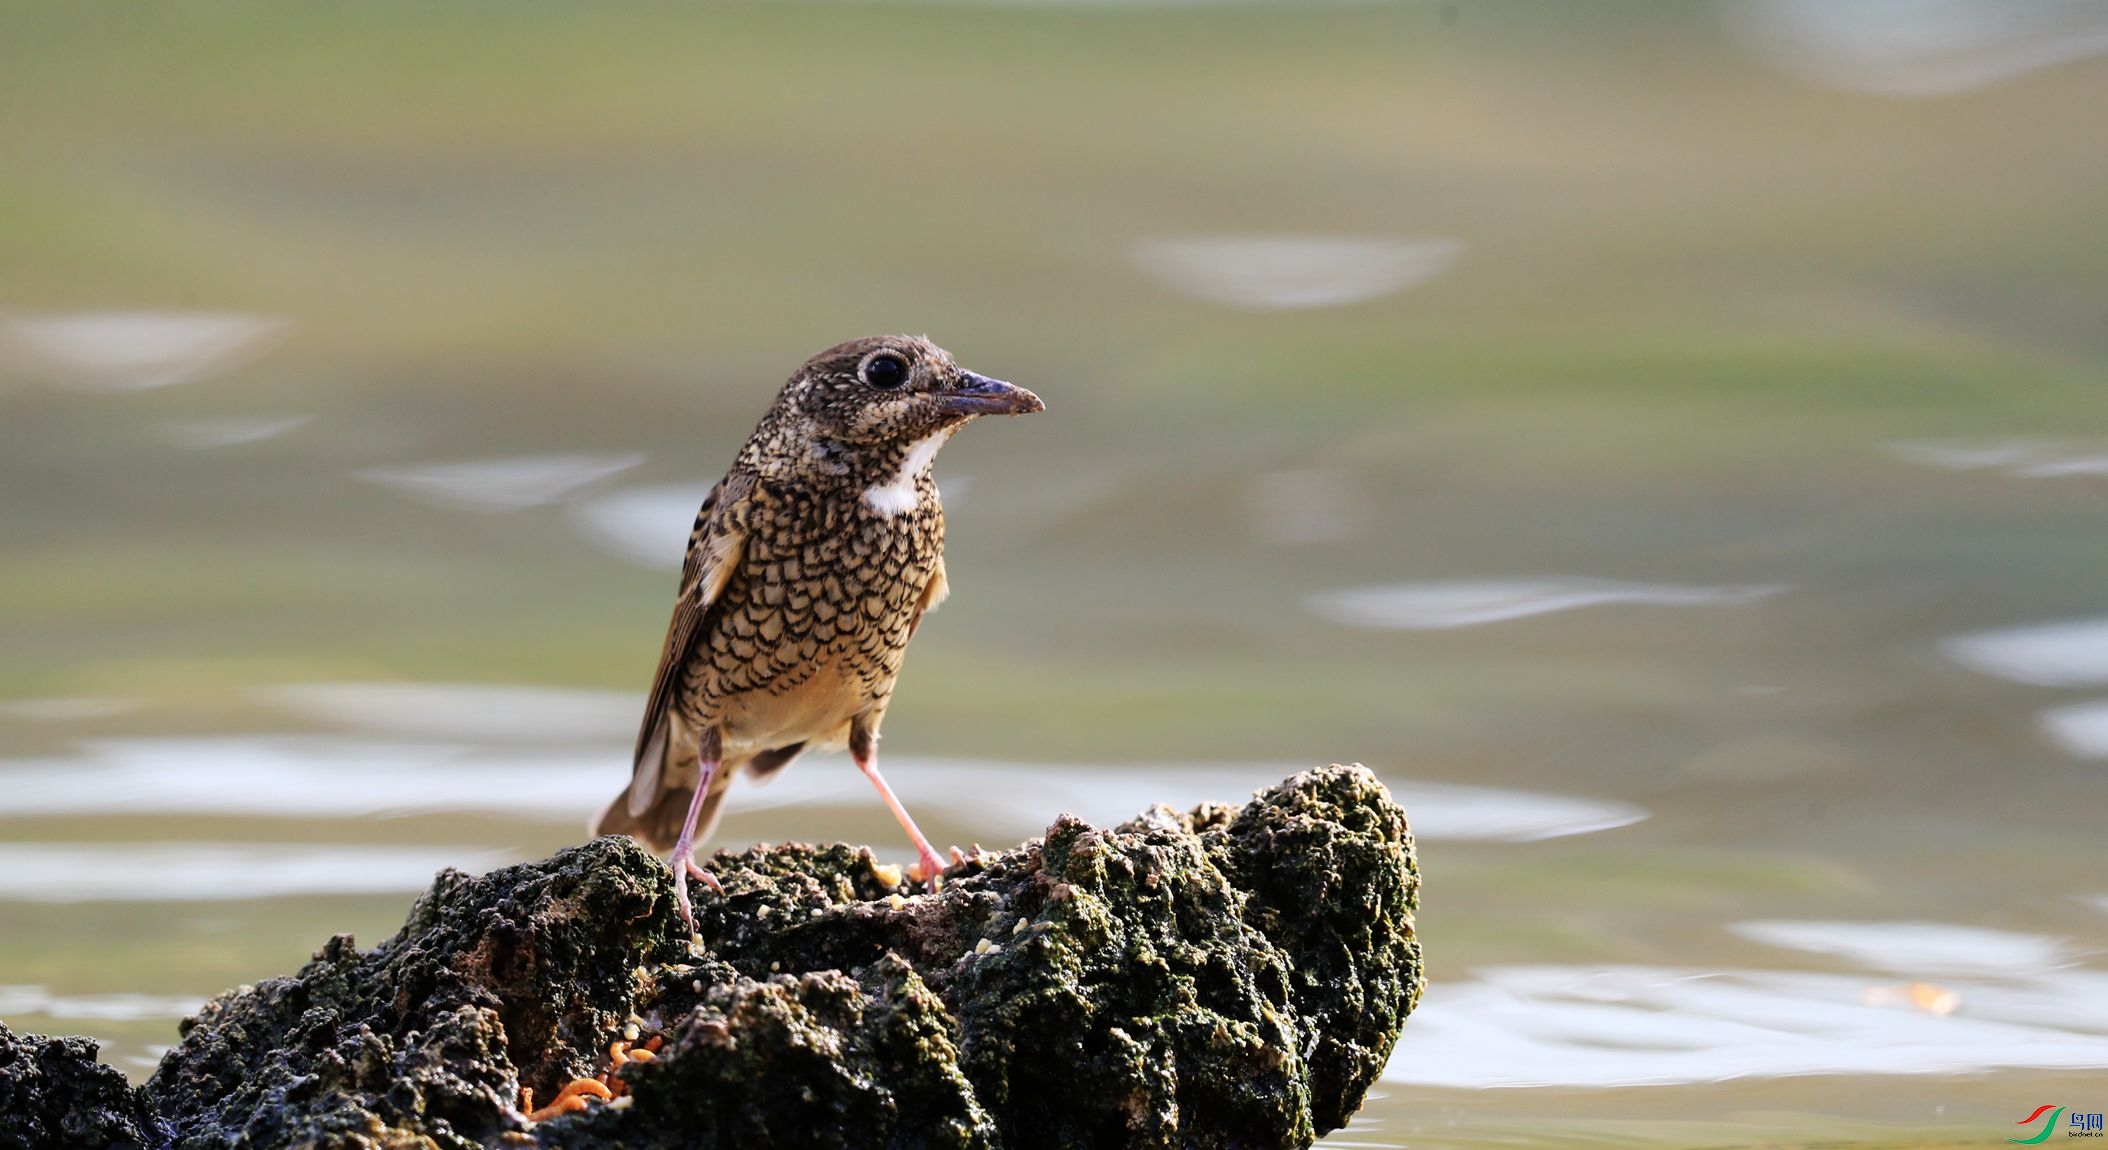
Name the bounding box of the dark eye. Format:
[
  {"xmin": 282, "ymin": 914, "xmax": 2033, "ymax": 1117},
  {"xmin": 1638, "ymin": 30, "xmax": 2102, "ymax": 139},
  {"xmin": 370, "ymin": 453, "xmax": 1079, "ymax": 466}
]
[{"xmin": 862, "ymin": 353, "xmax": 909, "ymax": 389}]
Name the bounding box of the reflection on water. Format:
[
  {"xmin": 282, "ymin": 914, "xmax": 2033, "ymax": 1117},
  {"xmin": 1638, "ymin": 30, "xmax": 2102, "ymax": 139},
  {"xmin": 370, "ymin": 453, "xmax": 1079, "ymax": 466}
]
[
  {"xmin": 5, "ymin": 312, "xmax": 285, "ymax": 391},
  {"xmin": 160, "ymin": 415, "xmax": 313, "ymax": 450},
  {"xmin": 0, "ymin": 738, "xmax": 502, "ymax": 819},
  {"xmin": 1368, "ymin": 781, "xmax": 1643, "ymax": 842},
  {"xmin": 2040, "ymin": 700, "xmax": 2108, "ymax": 759},
  {"xmin": 1130, "ymin": 236, "xmax": 1463, "ymax": 310},
  {"xmin": 1307, "ymin": 579, "xmax": 1784, "ymax": 631},
  {"xmin": 356, "ymin": 453, "xmax": 645, "ymax": 513},
  {"xmin": 1312, "ymin": 1103, "xmax": 1402, "ymax": 1150},
  {"xmin": 1944, "ymin": 612, "xmax": 2108, "ymax": 762},
  {"xmin": 1723, "ymin": 0, "xmax": 2108, "ymax": 97},
  {"xmin": 0, "ymin": 987, "xmax": 203, "ymax": 1024},
  {"xmin": 265, "ymin": 682, "xmax": 638, "ymax": 742},
  {"xmin": 1887, "ymin": 438, "xmax": 2108, "ymax": 479},
  {"xmin": 1394, "ymin": 920, "xmax": 2108, "ymax": 1090},
  {"xmin": 1388, "ymin": 960, "xmax": 2108, "ymax": 1088},
  {"xmin": 567, "ymin": 482, "xmax": 715, "ymax": 568},
  {"xmin": 0, "ymin": 729, "xmax": 1645, "ymax": 844},
  {"xmin": 0, "ymin": 843, "xmax": 515, "ymax": 903},
  {"xmin": 924, "ymin": 762, "xmax": 1648, "ymax": 844},
  {"xmin": 1945, "ymin": 617, "xmax": 2108, "ymax": 688},
  {"xmin": 1728, "ymin": 920, "xmax": 2070, "ymax": 975}
]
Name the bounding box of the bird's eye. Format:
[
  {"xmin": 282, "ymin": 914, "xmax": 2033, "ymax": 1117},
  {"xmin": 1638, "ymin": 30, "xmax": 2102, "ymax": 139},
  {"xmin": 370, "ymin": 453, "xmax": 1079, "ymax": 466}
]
[{"xmin": 861, "ymin": 353, "xmax": 909, "ymax": 389}]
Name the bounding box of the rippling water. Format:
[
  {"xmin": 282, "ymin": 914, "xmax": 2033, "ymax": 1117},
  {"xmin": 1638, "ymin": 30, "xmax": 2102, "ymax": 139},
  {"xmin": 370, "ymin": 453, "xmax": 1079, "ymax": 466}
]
[
  {"xmin": 5, "ymin": 312, "xmax": 286, "ymax": 392},
  {"xmin": 3, "ymin": 4, "xmax": 2107, "ymax": 1147},
  {"xmin": 1131, "ymin": 236, "xmax": 1466, "ymax": 310},
  {"xmin": 1307, "ymin": 579, "xmax": 1787, "ymax": 631}
]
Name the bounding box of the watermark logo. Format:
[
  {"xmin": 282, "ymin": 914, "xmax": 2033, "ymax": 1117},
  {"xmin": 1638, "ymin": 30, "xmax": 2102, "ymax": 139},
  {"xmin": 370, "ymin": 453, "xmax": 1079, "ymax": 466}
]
[{"xmin": 2011, "ymin": 1105, "xmax": 2105, "ymax": 1143}]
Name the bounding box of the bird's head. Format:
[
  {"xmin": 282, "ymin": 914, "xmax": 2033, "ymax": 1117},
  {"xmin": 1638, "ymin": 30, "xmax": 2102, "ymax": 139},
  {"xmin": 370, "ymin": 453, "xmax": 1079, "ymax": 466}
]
[{"xmin": 775, "ymin": 335, "xmax": 1044, "ymax": 448}]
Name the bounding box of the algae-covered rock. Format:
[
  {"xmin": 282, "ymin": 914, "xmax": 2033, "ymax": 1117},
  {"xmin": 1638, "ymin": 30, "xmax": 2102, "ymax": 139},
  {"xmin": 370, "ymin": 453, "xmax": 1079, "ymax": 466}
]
[
  {"xmin": 0, "ymin": 1022, "xmax": 172, "ymax": 1150},
  {"xmin": 143, "ymin": 763, "xmax": 1419, "ymax": 1149},
  {"xmin": 149, "ymin": 835, "xmax": 688, "ymax": 1148}
]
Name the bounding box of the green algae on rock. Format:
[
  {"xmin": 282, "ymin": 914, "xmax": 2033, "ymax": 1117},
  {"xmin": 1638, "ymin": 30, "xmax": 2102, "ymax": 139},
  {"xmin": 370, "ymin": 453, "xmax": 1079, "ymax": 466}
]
[
  {"xmin": 151, "ymin": 838, "xmax": 689, "ymax": 1148},
  {"xmin": 144, "ymin": 764, "xmax": 1419, "ymax": 1149}
]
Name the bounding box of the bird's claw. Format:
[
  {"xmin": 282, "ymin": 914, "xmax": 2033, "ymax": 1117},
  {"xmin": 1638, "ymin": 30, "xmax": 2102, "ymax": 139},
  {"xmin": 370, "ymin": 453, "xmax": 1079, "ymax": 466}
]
[
  {"xmin": 671, "ymin": 856, "xmax": 721, "ymax": 929},
  {"xmin": 905, "ymin": 847, "xmax": 953, "ymax": 893},
  {"xmin": 672, "ymin": 872, "xmax": 695, "ymax": 929},
  {"xmin": 684, "ymin": 857, "xmax": 723, "ymax": 895}
]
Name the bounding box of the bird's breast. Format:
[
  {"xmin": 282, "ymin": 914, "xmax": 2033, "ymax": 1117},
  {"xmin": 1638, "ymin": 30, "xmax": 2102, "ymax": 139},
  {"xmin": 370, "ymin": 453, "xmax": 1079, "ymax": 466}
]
[
  {"xmin": 718, "ymin": 662, "xmax": 862, "ymax": 754},
  {"xmin": 686, "ymin": 487, "xmax": 944, "ymax": 741}
]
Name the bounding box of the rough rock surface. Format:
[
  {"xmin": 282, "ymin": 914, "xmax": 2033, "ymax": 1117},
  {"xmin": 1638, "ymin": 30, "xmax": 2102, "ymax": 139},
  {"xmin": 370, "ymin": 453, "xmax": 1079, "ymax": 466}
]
[
  {"xmin": 0, "ymin": 1022, "xmax": 172, "ymax": 1150},
  {"xmin": 53, "ymin": 765, "xmax": 1417, "ymax": 1149}
]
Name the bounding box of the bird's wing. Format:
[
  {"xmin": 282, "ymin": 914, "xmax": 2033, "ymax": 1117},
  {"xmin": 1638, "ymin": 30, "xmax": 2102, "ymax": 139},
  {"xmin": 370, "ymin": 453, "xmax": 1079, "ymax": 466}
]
[
  {"xmin": 627, "ymin": 473, "xmax": 753, "ymax": 815},
  {"xmin": 905, "ymin": 555, "xmax": 949, "ymax": 641}
]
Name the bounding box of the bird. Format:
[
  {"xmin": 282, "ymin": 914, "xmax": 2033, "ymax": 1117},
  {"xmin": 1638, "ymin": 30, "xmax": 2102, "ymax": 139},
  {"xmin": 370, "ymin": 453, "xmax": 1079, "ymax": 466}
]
[{"xmin": 595, "ymin": 335, "xmax": 1044, "ymax": 925}]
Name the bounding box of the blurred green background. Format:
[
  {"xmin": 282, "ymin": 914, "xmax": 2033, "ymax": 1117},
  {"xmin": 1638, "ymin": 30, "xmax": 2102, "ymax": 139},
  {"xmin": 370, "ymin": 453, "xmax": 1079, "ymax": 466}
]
[{"xmin": 3, "ymin": 2, "xmax": 2107, "ymax": 1146}]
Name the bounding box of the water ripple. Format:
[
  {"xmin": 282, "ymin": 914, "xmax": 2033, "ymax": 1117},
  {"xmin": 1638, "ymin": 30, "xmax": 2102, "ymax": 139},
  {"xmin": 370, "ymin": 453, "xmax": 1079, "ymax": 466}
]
[
  {"xmin": 1886, "ymin": 438, "xmax": 2108, "ymax": 478},
  {"xmin": 1308, "ymin": 579, "xmax": 1784, "ymax": 630},
  {"xmin": 0, "ymin": 736, "xmax": 1644, "ymax": 844},
  {"xmin": 264, "ymin": 682, "xmax": 639, "ymax": 742},
  {"xmin": 0, "ymin": 843, "xmax": 515, "ymax": 903},
  {"xmin": 1730, "ymin": 919, "xmax": 2071, "ymax": 976},
  {"xmin": 160, "ymin": 415, "xmax": 312, "ymax": 450},
  {"xmin": 357, "ymin": 453, "xmax": 644, "ymax": 513},
  {"xmin": 1388, "ymin": 961, "xmax": 2108, "ymax": 1088},
  {"xmin": 1944, "ymin": 617, "xmax": 2108, "ymax": 687},
  {"xmin": 1724, "ymin": 0, "xmax": 2108, "ymax": 97},
  {"xmin": 7, "ymin": 311, "xmax": 286, "ymax": 391},
  {"xmin": 566, "ymin": 482, "xmax": 715, "ymax": 568},
  {"xmin": 1132, "ymin": 235, "xmax": 1463, "ymax": 310},
  {"xmin": 2039, "ymin": 700, "xmax": 2108, "ymax": 759},
  {"xmin": 0, "ymin": 985, "xmax": 205, "ymax": 1022}
]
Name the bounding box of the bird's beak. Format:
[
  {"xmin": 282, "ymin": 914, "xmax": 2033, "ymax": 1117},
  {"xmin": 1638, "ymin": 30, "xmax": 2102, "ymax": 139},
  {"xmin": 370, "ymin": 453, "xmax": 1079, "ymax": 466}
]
[{"xmin": 944, "ymin": 370, "xmax": 1045, "ymax": 417}]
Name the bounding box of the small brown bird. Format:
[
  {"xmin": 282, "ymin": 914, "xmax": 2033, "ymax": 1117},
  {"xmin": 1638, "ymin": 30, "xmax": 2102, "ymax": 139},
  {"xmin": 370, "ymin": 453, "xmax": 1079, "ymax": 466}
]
[{"xmin": 595, "ymin": 336, "xmax": 1043, "ymax": 924}]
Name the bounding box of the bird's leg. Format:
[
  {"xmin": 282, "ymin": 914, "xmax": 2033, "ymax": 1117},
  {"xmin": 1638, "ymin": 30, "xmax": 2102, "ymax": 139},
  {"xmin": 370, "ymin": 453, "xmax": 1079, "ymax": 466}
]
[
  {"xmin": 850, "ymin": 724, "xmax": 947, "ymax": 891},
  {"xmin": 668, "ymin": 727, "xmax": 724, "ymax": 928}
]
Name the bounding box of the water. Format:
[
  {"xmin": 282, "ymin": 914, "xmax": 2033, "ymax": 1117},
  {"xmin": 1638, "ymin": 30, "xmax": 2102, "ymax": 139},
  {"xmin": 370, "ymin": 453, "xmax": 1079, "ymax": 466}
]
[
  {"xmin": 5, "ymin": 313, "xmax": 286, "ymax": 392},
  {"xmin": 1305, "ymin": 579, "xmax": 1787, "ymax": 631},
  {"xmin": 1129, "ymin": 236, "xmax": 1467, "ymax": 310},
  {"xmin": 3, "ymin": 3, "xmax": 2107, "ymax": 1146}
]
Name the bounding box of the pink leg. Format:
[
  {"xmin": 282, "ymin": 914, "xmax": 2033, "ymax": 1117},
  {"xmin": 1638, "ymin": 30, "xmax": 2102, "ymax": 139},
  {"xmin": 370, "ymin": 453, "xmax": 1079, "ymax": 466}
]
[
  {"xmin": 851, "ymin": 727, "xmax": 946, "ymax": 890},
  {"xmin": 668, "ymin": 731, "xmax": 723, "ymax": 928}
]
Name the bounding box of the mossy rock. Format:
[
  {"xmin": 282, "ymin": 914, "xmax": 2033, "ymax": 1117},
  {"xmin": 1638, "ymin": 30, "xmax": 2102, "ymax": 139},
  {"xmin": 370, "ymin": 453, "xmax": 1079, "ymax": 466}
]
[{"xmin": 134, "ymin": 764, "xmax": 1418, "ymax": 1149}]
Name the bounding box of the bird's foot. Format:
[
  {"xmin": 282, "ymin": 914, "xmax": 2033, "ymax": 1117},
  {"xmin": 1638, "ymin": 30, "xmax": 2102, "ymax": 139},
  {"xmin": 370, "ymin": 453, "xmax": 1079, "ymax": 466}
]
[
  {"xmin": 670, "ymin": 857, "xmax": 720, "ymax": 929},
  {"xmin": 671, "ymin": 865, "xmax": 694, "ymax": 929},
  {"xmin": 684, "ymin": 857, "xmax": 723, "ymax": 894},
  {"xmin": 905, "ymin": 846, "xmax": 952, "ymax": 893}
]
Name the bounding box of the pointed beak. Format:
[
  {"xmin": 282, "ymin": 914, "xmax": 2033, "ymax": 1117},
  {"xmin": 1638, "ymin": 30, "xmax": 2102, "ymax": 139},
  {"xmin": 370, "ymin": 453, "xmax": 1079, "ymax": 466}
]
[{"xmin": 944, "ymin": 370, "xmax": 1045, "ymax": 417}]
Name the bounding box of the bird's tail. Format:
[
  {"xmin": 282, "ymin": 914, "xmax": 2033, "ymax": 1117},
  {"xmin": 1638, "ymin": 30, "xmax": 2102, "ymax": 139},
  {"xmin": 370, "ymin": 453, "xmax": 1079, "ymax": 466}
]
[{"xmin": 594, "ymin": 710, "xmax": 735, "ymax": 855}]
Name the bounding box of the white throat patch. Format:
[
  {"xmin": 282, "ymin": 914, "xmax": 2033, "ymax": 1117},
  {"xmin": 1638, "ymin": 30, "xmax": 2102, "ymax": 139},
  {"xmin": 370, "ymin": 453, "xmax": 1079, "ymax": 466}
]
[{"xmin": 863, "ymin": 429, "xmax": 952, "ymax": 517}]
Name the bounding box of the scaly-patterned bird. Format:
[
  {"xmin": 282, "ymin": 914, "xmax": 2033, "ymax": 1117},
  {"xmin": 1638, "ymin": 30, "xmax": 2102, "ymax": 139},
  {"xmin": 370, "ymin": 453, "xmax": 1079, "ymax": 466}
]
[{"xmin": 595, "ymin": 336, "xmax": 1044, "ymax": 924}]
